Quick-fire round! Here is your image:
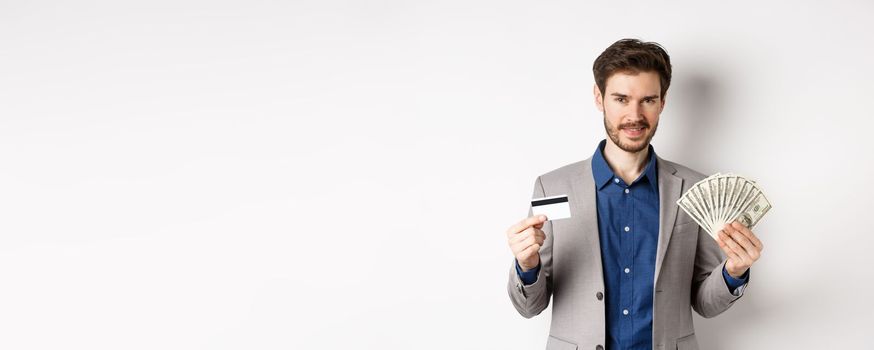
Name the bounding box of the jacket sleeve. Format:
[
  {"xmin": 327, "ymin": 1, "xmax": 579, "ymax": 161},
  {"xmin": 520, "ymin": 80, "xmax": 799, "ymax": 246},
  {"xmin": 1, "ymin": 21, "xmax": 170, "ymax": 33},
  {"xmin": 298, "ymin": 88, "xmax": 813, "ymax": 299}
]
[
  {"xmin": 507, "ymin": 176, "xmax": 554, "ymax": 318},
  {"xmin": 690, "ymin": 224, "xmax": 747, "ymax": 318}
]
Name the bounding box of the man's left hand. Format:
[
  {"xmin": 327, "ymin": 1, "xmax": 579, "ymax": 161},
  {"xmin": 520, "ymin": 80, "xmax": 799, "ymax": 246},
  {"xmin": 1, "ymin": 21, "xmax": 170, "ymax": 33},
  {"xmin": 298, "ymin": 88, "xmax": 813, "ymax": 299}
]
[{"xmin": 717, "ymin": 221, "xmax": 764, "ymax": 278}]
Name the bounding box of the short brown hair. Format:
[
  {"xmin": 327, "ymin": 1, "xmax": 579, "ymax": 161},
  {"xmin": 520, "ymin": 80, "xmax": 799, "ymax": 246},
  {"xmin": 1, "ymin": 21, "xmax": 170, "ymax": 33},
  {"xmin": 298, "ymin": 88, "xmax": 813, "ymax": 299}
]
[{"xmin": 593, "ymin": 38, "xmax": 672, "ymax": 98}]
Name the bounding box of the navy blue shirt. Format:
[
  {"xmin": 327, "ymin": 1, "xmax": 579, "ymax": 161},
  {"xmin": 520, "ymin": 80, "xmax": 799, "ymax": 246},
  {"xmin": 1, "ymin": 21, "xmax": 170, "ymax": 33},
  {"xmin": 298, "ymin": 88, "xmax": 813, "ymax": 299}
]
[
  {"xmin": 592, "ymin": 139, "xmax": 661, "ymax": 349},
  {"xmin": 516, "ymin": 140, "xmax": 747, "ymax": 349}
]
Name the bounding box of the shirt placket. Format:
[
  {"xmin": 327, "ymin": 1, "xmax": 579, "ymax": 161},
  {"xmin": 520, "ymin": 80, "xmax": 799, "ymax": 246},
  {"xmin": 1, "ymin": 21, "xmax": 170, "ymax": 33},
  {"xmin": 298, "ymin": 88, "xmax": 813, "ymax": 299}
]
[{"xmin": 618, "ymin": 178, "xmax": 634, "ymax": 342}]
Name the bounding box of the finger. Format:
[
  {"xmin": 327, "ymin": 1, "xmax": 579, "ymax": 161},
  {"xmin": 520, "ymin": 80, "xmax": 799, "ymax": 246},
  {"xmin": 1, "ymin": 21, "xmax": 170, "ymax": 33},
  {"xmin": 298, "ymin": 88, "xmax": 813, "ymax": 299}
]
[
  {"xmin": 519, "ymin": 243, "xmax": 541, "ymax": 260},
  {"xmin": 719, "ymin": 230, "xmax": 753, "ymax": 264},
  {"xmin": 517, "ymin": 228, "xmax": 545, "ymax": 247},
  {"xmin": 522, "ymin": 233, "xmax": 538, "ymax": 248},
  {"xmin": 728, "ymin": 229, "xmax": 760, "ymax": 261},
  {"xmin": 507, "ymin": 215, "xmax": 548, "ymax": 237},
  {"xmin": 511, "ymin": 239, "xmax": 533, "ymax": 255},
  {"xmin": 720, "ymin": 224, "xmax": 739, "ymax": 245},
  {"xmin": 732, "ymin": 221, "xmax": 763, "ymax": 251},
  {"xmin": 722, "ymin": 222, "xmax": 737, "ymax": 236},
  {"xmin": 717, "ymin": 231, "xmax": 743, "ymax": 263},
  {"xmin": 534, "ymin": 228, "xmax": 546, "ymax": 244},
  {"xmin": 510, "ymin": 227, "xmax": 535, "ymax": 245},
  {"xmin": 512, "ymin": 232, "xmax": 540, "ymax": 253},
  {"xmin": 532, "ymin": 229, "xmax": 545, "ymax": 246},
  {"xmin": 724, "ymin": 224, "xmax": 753, "ymax": 251}
]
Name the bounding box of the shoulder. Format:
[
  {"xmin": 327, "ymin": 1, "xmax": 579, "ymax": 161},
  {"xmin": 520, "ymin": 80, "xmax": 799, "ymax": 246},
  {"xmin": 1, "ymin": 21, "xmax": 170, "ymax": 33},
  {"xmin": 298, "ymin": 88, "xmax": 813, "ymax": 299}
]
[
  {"xmin": 535, "ymin": 158, "xmax": 592, "ymax": 185},
  {"xmin": 658, "ymin": 157, "xmax": 707, "ymax": 183}
]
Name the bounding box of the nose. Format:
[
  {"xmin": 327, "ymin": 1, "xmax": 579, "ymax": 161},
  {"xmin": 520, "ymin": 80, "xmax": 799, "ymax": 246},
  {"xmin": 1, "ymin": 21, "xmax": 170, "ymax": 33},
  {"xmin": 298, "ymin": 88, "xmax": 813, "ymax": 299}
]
[
  {"xmin": 628, "ymin": 102, "xmax": 643, "ymax": 117},
  {"xmin": 623, "ymin": 106, "xmax": 643, "ymax": 124}
]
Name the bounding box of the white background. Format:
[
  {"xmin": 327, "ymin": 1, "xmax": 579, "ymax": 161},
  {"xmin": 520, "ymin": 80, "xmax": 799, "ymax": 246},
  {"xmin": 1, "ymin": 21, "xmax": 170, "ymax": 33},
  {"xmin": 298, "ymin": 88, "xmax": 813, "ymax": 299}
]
[{"xmin": 2, "ymin": 0, "xmax": 873, "ymax": 349}]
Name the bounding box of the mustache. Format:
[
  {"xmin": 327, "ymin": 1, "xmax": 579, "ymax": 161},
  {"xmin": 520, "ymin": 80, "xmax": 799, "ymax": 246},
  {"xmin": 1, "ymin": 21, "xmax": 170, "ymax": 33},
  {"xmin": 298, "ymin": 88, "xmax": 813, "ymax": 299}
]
[{"xmin": 619, "ymin": 121, "xmax": 650, "ymax": 129}]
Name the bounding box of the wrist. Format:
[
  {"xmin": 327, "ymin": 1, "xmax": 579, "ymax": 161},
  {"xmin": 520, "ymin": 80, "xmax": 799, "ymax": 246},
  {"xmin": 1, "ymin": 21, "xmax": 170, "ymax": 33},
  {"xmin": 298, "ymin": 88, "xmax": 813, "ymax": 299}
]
[
  {"xmin": 517, "ymin": 259, "xmax": 539, "ymax": 272},
  {"xmin": 727, "ymin": 267, "xmax": 748, "ymax": 279}
]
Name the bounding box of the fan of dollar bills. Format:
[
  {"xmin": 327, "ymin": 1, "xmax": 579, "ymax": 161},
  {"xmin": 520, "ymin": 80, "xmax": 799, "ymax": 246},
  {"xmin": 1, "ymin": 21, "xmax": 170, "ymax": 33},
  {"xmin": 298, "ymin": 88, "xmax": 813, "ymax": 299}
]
[{"xmin": 676, "ymin": 173, "xmax": 772, "ymax": 240}]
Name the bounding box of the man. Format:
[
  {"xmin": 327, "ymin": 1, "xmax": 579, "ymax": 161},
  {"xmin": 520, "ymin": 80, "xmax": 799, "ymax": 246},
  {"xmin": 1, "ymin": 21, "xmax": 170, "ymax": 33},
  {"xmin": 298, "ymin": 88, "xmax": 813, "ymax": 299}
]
[{"xmin": 505, "ymin": 39, "xmax": 763, "ymax": 350}]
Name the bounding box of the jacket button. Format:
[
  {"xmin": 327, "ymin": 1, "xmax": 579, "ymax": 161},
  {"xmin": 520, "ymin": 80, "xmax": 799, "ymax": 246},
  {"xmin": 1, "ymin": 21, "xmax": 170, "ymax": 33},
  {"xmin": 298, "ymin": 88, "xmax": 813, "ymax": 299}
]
[
  {"xmin": 596, "ymin": 292, "xmax": 603, "ymax": 300},
  {"xmin": 596, "ymin": 345, "xmax": 604, "ymax": 350}
]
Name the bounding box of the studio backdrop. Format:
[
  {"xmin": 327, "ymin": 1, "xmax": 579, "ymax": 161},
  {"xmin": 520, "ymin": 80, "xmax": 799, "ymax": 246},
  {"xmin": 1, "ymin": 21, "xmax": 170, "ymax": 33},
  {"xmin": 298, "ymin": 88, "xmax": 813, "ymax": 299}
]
[{"xmin": 1, "ymin": 0, "xmax": 872, "ymax": 349}]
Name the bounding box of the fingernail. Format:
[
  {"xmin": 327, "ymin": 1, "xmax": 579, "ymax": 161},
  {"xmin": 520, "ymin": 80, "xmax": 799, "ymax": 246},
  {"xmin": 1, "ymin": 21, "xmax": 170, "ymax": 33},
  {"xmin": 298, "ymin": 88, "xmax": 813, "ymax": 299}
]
[{"xmin": 540, "ymin": 215, "xmax": 547, "ymax": 221}]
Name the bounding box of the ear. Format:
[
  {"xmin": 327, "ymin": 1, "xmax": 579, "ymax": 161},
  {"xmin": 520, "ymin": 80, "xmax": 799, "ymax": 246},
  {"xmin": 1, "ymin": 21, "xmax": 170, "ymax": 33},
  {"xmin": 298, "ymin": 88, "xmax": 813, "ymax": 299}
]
[{"xmin": 594, "ymin": 83, "xmax": 604, "ymax": 112}]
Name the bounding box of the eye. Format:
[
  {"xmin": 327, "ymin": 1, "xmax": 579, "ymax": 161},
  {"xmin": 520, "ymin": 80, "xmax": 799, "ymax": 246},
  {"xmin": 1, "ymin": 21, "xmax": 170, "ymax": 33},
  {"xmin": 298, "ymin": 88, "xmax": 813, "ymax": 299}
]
[{"xmin": 615, "ymin": 97, "xmax": 626, "ymax": 103}]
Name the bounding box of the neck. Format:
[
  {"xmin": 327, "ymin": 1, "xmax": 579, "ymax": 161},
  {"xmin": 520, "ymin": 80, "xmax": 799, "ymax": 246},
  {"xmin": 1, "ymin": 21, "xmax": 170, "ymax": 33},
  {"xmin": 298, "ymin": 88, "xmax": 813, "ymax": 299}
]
[{"xmin": 602, "ymin": 140, "xmax": 650, "ymax": 184}]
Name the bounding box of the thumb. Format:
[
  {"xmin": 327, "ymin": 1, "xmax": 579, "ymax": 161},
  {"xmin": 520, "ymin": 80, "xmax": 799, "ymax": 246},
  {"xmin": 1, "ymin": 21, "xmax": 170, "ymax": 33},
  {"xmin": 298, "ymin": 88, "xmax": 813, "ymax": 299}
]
[{"xmin": 533, "ymin": 215, "xmax": 547, "ymax": 229}]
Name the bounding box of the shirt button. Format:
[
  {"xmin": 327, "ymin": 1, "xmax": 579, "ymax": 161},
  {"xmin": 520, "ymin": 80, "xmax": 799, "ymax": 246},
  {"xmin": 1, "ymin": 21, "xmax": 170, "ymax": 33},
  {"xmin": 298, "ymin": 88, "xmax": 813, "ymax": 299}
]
[
  {"xmin": 624, "ymin": 267, "xmax": 630, "ymax": 274},
  {"xmin": 624, "ymin": 226, "xmax": 630, "ymax": 232},
  {"xmin": 596, "ymin": 346, "xmax": 604, "ymax": 350},
  {"xmin": 614, "ymin": 178, "xmax": 620, "ymax": 183},
  {"xmin": 623, "ymin": 309, "xmax": 629, "ymax": 315},
  {"xmin": 624, "ymin": 188, "xmax": 630, "ymax": 194},
  {"xmin": 596, "ymin": 292, "xmax": 603, "ymax": 300}
]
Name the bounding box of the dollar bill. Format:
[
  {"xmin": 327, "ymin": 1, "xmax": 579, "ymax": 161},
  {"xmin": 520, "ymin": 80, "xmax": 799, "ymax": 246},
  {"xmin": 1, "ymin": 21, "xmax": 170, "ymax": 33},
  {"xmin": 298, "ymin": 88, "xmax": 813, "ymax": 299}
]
[{"xmin": 676, "ymin": 173, "xmax": 771, "ymax": 239}]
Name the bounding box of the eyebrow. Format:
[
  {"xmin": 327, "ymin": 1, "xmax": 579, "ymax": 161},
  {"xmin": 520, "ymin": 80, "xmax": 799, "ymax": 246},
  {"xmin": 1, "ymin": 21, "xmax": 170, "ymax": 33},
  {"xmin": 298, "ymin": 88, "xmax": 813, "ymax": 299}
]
[{"xmin": 610, "ymin": 93, "xmax": 660, "ymax": 100}]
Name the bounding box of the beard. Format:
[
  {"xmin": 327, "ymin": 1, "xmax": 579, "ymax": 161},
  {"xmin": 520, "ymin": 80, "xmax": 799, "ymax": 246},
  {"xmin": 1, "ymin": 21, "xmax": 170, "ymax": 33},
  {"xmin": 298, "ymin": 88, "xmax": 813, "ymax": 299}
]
[{"xmin": 603, "ymin": 112, "xmax": 658, "ymax": 153}]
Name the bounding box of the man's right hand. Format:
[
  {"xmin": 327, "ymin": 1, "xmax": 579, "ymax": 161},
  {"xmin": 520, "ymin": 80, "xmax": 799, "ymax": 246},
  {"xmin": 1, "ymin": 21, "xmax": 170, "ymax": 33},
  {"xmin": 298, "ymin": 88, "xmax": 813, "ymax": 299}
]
[{"xmin": 506, "ymin": 215, "xmax": 547, "ymax": 272}]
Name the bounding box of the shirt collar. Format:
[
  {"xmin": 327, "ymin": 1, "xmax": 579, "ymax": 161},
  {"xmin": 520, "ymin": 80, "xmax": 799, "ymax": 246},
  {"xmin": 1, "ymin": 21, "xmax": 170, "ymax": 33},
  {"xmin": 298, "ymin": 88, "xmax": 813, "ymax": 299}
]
[{"xmin": 591, "ymin": 139, "xmax": 659, "ymax": 192}]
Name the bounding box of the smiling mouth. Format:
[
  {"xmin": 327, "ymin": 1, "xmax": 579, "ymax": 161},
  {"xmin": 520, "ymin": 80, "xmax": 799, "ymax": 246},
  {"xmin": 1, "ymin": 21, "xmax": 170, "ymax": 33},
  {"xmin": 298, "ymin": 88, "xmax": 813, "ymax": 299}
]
[{"xmin": 621, "ymin": 126, "xmax": 647, "ymax": 137}]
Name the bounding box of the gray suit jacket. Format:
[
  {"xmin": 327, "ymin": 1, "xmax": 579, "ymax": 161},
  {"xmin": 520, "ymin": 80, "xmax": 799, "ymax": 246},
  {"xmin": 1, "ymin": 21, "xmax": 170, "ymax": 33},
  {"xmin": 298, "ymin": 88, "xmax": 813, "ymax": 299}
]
[{"xmin": 508, "ymin": 156, "xmax": 746, "ymax": 350}]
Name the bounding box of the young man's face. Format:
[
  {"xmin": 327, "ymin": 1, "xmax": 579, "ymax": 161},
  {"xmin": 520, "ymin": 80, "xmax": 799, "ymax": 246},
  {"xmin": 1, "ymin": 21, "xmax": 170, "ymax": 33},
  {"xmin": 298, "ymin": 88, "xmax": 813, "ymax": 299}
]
[{"xmin": 594, "ymin": 70, "xmax": 666, "ymax": 154}]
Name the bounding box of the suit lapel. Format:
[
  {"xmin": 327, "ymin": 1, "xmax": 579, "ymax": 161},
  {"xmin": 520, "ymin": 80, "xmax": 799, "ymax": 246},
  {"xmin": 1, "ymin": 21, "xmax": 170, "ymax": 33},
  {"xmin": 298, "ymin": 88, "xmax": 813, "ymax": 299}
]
[
  {"xmin": 653, "ymin": 157, "xmax": 683, "ymax": 288},
  {"xmin": 568, "ymin": 158, "xmax": 605, "ymax": 288}
]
